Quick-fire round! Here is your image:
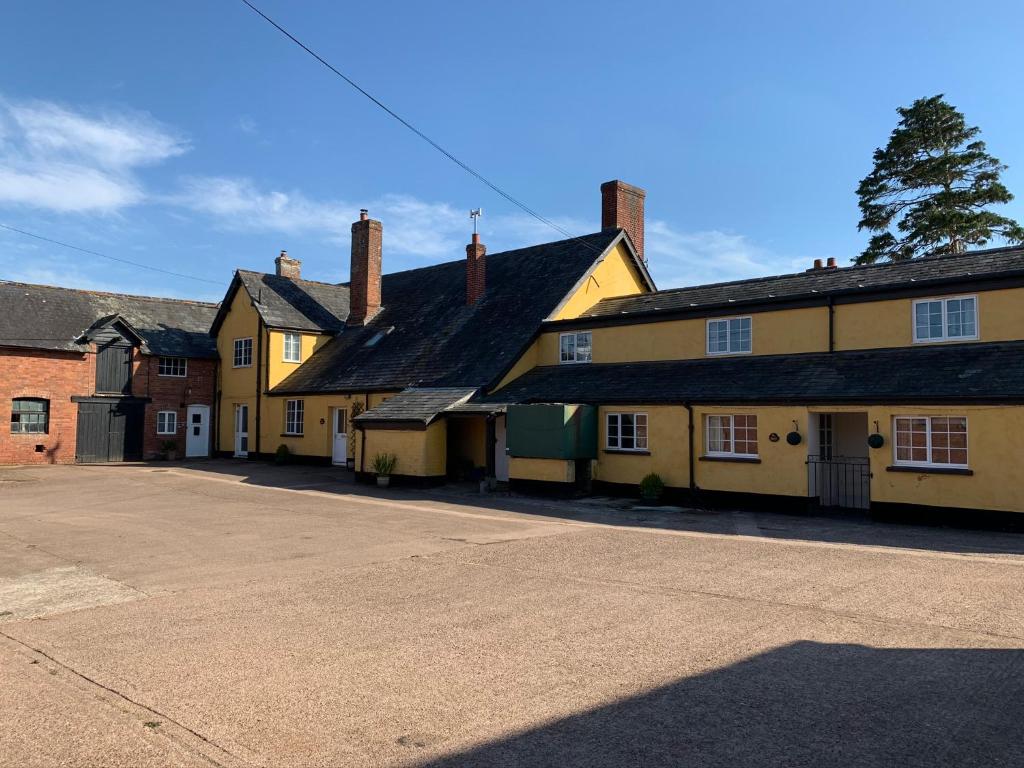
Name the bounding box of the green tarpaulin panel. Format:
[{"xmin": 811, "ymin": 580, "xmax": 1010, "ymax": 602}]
[{"xmin": 507, "ymin": 404, "xmax": 597, "ymax": 459}]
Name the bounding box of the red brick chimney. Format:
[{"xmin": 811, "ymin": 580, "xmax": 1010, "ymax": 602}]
[
  {"xmin": 347, "ymin": 209, "xmax": 383, "ymax": 326},
  {"xmin": 466, "ymin": 233, "xmax": 486, "ymax": 305},
  {"xmin": 274, "ymin": 250, "xmax": 301, "ymax": 280},
  {"xmin": 601, "ymin": 180, "xmax": 646, "ymax": 263}
]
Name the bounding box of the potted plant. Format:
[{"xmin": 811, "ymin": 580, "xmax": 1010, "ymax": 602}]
[
  {"xmin": 372, "ymin": 452, "xmax": 397, "ymax": 487},
  {"xmin": 160, "ymin": 439, "xmax": 178, "ymax": 461},
  {"xmin": 639, "ymin": 472, "xmax": 665, "ymax": 504},
  {"xmin": 275, "ymin": 444, "xmax": 291, "ymax": 465}
]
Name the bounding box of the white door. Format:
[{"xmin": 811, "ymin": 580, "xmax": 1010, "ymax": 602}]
[
  {"xmin": 332, "ymin": 408, "xmax": 348, "ymax": 465},
  {"xmin": 234, "ymin": 404, "xmax": 249, "ymax": 458},
  {"xmin": 494, "ymin": 415, "xmax": 509, "ymax": 482},
  {"xmin": 185, "ymin": 405, "xmax": 210, "ymax": 458}
]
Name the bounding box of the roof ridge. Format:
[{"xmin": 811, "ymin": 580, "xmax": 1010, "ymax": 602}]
[
  {"xmin": 611, "ymin": 244, "xmax": 1024, "ymax": 302},
  {"xmin": 0, "ymin": 280, "xmax": 219, "ymax": 307},
  {"xmin": 237, "ymin": 269, "xmax": 348, "ymax": 288}
]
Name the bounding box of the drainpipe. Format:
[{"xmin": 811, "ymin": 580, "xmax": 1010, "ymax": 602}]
[
  {"xmin": 827, "ymin": 296, "xmax": 835, "ymax": 353},
  {"xmin": 685, "ymin": 403, "xmax": 696, "ymax": 497},
  {"xmin": 359, "ymin": 393, "xmax": 369, "ymax": 474},
  {"xmin": 254, "ymin": 316, "xmax": 263, "ymax": 460}
]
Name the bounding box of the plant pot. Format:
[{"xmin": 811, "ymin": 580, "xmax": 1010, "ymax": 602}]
[
  {"xmin": 346, "ymin": 458, "xmax": 355, "ymax": 470},
  {"xmin": 377, "ymin": 475, "xmax": 390, "ymax": 488},
  {"xmin": 166, "ymin": 451, "xmax": 178, "ymax": 462}
]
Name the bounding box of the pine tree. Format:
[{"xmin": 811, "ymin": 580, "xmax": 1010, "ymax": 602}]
[{"xmin": 856, "ymin": 95, "xmax": 1024, "ymax": 264}]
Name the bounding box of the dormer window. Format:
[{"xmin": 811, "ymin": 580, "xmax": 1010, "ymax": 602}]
[
  {"xmin": 559, "ymin": 331, "xmax": 592, "ymax": 363},
  {"xmin": 282, "ymin": 333, "xmax": 301, "ymax": 363},
  {"xmin": 913, "ymin": 296, "xmax": 977, "ymax": 343},
  {"xmin": 707, "ymin": 317, "xmax": 751, "ymax": 355}
]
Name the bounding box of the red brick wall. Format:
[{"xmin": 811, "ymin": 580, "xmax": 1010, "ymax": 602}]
[
  {"xmin": 0, "ymin": 347, "xmax": 92, "ymax": 465},
  {"xmin": 348, "ymin": 212, "xmax": 383, "ymax": 325},
  {"xmin": 137, "ymin": 356, "xmax": 217, "ymax": 459},
  {"xmin": 466, "ymin": 234, "xmax": 487, "ymax": 305},
  {"xmin": 600, "ymin": 180, "xmax": 646, "ymax": 263}
]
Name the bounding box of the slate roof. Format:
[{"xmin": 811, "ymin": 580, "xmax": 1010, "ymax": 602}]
[
  {"xmin": 273, "ymin": 230, "xmax": 628, "ymax": 394},
  {"xmin": 354, "ymin": 387, "xmax": 479, "ymax": 425},
  {"xmin": 481, "ymin": 342, "xmax": 1024, "ymax": 405},
  {"xmin": 584, "ymin": 245, "xmax": 1024, "ymax": 319},
  {"xmin": 237, "ymin": 271, "xmax": 350, "ymax": 332},
  {"xmin": 0, "ymin": 281, "xmax": 218, "ymax": 358}
]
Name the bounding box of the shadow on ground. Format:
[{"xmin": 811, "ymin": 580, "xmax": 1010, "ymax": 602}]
[
  {"xmin": 415, "ymin": 641, "xmax": 1024, "ymax": 768},
  {"xmin": 134, "ymin": 459, "xmax": 1024, "ymax": 557}
]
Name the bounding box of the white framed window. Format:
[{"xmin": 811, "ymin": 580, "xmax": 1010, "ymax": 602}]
[
  {"xmin": 285, "ymin": 399, "xmax": 304, "ymax": 436},
  {"xmin": 707, "ymin": 317, "xmax": 752, "ymax": 355},
  {"xmin": 156, "ymin": 411, "xmax": 177, "ymax": 435},
  {"xmin": 705, "ymin": 414, "xmax": 758, "ymax": 457},
  {"xmin": 894, "ymin": 416, "xmax": 968, "ymax": 468},
  {"xmin": 606, "ymin": 412, "xmax": 648, "ymax": 451},
  {"xmin": 158, "ymin": 357, "xmax": 187, "ymax": 377},
  {"xmin": 233, "ymin": 337, "xmax": 253, "ymax": 368},
  {"xmin": 282, "ymin": 332, "xmax": 302, "ymax": 363},
  {"xmin": 913, "ymin": 296, "xmax": 977, "ymax": 343},
  {"xmin": 559, "ymin": 331, "xmax": 592, "ymax": 363}
]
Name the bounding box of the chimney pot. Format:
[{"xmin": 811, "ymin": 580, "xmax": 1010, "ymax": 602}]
[
  {"xmin": 601, "ymin": 179, "xmax": 646, "ymax": 263},
  {"xmin": 347, "ymin": 211, "xmax": 383, "ymax": 325},
  {"xmin": 274, "ymin": 250, "xmax": 302, "ymax": 280},
  {"xmin": 814, "ymin": 258, "xmax": 824, "ymax": 269},
  {"xmin": 826, "ymin": 257, "xmax": 837, "ymax": 269}
]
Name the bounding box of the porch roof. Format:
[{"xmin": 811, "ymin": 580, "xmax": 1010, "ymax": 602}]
[
  {"xmin": 479, "ymin": 341, "xmax": 1024, "ymax": 406},
  {"xmin": 354, "ymin": 387, "xmax": 479, "ymax": 428}
]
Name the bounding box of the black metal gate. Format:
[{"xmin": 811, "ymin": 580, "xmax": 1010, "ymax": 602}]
[
  {"xmin": 75, "ymin": 401, "xmax": 144, "ymax": 462},
  {"xmin": 807, "ymin": 455, "xmax": 871, "ymax": 510}
]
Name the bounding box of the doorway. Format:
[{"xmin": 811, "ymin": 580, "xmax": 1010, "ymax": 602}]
[
  {"xmin": 233, "ymin": 404, "xmax": 249, "ymax": 458},
  {"xmin": 186, "ymin": 405, "xmax": 210, "ymax": 458},
  {"xmin": 332, "ymin": 407, "xmax": 348, "ymax": 465},
  {"xmin": 807, "ymin": 412, "xmax": 870, "ymax": 509}
]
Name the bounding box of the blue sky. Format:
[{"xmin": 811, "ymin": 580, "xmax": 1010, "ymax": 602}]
[{"xmin": 2, "ymin": 0, "xmax": 1023, "ymax": 302}]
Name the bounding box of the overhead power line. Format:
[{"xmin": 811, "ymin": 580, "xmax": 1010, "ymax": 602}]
[
  {"xmin": 239, "ymin": 0, "xmax": 601, "ymax": 253},
  {"xmin": 0, "ymin": 223, "xmax": 222, "ymax": 285}
]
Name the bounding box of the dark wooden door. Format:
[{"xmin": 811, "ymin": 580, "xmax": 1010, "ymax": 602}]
[
  {"xmin": 96, "ymin": 343, "xmax": 132, "ymax": 394},
  {"xmin": 75, "ymin": 401, "xmax": 144, "ymax": 462}
]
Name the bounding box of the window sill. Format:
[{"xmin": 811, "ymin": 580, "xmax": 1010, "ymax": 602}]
[
  {"xmin": 281, "ymin": 433, "xmax": 304, "ymax": 438},
  {"xmin": 886, "ymin": 465, "xmax": 973, "ymax": 476},
  {"xmin": 603, "ymin": 449, "xmax": 651, "ymax": 456},
  {"xmin": 157, "ymin": 374, "xmax": 187, "ymax": 378},
  {"xmin": 699, "ymin": 455, "xmax": 762, "ymax": 464},
  {"xmin": 10, "ymin": 432, "xmax": 49, "ymax": 437}
]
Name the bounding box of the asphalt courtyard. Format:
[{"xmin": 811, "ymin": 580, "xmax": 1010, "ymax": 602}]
[{"xmin": 1, "ymin": 461, "xmax": 1023, "ymax": 767}]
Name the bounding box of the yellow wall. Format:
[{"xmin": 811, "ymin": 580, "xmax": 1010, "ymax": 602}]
[
  {"xmin": 532, "ymin": 306, "xmax": 829, "ymax": 368},
  {"xmin": 509, "ymin": 457, "xmax": 575, "ymax": 483},
  {"xmin": 835, "ymin": 287, "xmax": 1024, "ymax": 351},
  {"xmin": 865, "ymin": 405, "xmax": 1024, "ymax": 513},
  {"xmin": 550, "ymin": 241, "xmax": 649, "ymax": 321},
  {"xmin": 693, "ymin": 406, "xmax": 809, "ymax": 498},
  {"xmin": 362, "ymin": 421, "xmax": 447, "ymax": 477},
  {"xmin": 493, "ymin": 339, "xmax": 539, "ymax": 392},
  {"xmin": 266, "ymin": 330, "xmax": 331, "ymax": 388},
  {"xmin": 261, "ymin": 392, "xmax": 395, "ymax": 462},
  {"xmin": 216, "ymin": 287, "xmax": 263, "ymax": 453},
  {"xmin": 592, "ymin": 405, "xmax": 690, "ymax": 488}
]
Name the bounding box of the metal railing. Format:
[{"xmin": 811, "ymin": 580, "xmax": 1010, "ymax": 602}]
[{"xmin": 807, "ymin": 455, "xmax": 871, "ymax": 510}]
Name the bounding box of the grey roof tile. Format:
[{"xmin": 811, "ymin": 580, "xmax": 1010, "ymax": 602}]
[
  {"xmin": 237, "ymin": 271, "xmax": 349, "ymax": 332},
  {"xmin": 355, "ymin": 387, "xmax": 479, "ymax": 425},
  {"xmin": 482, "ymin": 342, "xmax": 1024, "ymax": 405},
  {"xmin": 586, "ymin": 246, "xmax": 1024, "ymax": 318},
  {"xmin": 274, "ymin": 230, "xmax": 623, "ymax": 394},
  {"xmin": 0, "ymin": 281, "xmax": 218, "ymax": 357}
]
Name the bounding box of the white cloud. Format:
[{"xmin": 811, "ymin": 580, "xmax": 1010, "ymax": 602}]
[
  {"xmin": 0, "ymin": 97, "xmax": 187, "ymax": 213},
  {"xmin": 645, "ymin": 220, "xmax": 795, "ymax": 288}
]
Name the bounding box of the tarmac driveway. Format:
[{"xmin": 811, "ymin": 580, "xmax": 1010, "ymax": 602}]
[{"xmin": 1, "ymin": 461, "xmax": 1023, "ymax": 767}]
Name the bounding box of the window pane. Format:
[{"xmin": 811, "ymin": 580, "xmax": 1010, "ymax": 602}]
[
  {"xmin": 708, "ymin": 321, "xmax": 728, "ymax": 353},
  {"xmin": 560, "ymin": 335, "xmax": 574, "ymax": 362},
  {"xmin": 707, "ymin": 415, "xmax": 730, "ymax": 453},
  {"xmin": 575, "ymin": 332, "xmax": 592, "ymax": 362},
  {"xmin": 730, "ymin": 318, "xmax": 751, "ymax": 352},
  {"xmin": 607, "ymin": 414, "xmax": 619, "ymax": 448},
  {"xmin": 635, "ymin": 414, "xmax": 648, "ymax": 449}
]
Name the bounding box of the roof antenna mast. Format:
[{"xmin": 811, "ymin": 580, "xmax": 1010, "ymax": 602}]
[{"xmin": 469, "ymin": 208, "xmax": 483, "ymax": 235}]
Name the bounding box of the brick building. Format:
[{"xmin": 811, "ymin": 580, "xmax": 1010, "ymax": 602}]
[{"xmin": 0, "ymin": 282, "xmax": 218, "ymax": 464}]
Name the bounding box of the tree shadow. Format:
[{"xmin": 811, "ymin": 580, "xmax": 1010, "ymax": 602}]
[{"xmin": 415, "ymin": 642, "xmax": 1024, "ymax": 768}]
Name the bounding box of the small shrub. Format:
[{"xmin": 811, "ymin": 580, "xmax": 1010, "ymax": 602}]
[
  {"xmin": 639, "ymin": 472, "xmax": 665, "ymax": 502},
  {"xmin": 275, "ymin": 444, "xmax": 291, "ymax": 465},
  {"xmin": 159, "ymin": 440, "xmax": 178, "ymax": 459},
  {"xmin": 372, "ymin": 452, "xmax": 397, "ymax": 476}
]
